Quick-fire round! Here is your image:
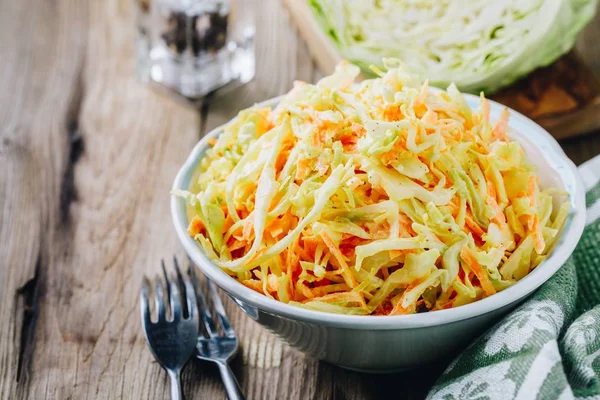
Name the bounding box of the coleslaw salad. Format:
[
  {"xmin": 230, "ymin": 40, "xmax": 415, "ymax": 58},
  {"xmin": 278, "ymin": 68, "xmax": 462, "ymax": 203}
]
[{"xmin": 174, "ymin": 60, "xmax": 570, "ymax": 316}]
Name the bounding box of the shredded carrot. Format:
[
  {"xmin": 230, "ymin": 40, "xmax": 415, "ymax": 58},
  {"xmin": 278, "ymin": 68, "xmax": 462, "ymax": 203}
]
[
  {"xmin": 188, "ymin": 216, "xmax": 205, "ymax": 237},
  {"xmin": 223, "ymin": 213, "xmax": 235, "ymax": 232},
  {"xmin": 448, "ymin": 198, "xmax": 460, "ymax": 216},
  {"xmin": 460, "ymin": 246, "xmax": 496, "ymax": 297},
  {"xmin": 388, "ymin": 302, "xmax": 413, "ymax": 315},
  {"xmin": 529, "ymin": 214, "xmax": 545, "ymax": 254},
  {"xmin": 398, "ymin": 213, "xmax": 415, "ymax": 236},
  {"xmin": 465, "ymin": 214, "xmax": 485, "ymax": 238},
  {"xmin": 275, "ymin": 147, "xmax": 291, "ymax": 173},
  {"xmin": 266, "ymin": 211, "xmax": 295, "ymax": 238},
  {"xmin": 320, "ymin": 231, "xmax": 358, "ymax": 289},
  {"xmin": 301, "ymin": 235, "xmax": 321, "ymax": 260},
  {"xmin": 229, "ymin": 239, "xmax": 247, "ymax": 252},
  {"xmin": 242, "ymin": 212, "xmax": 255, "ymax": 240},
  {"xmin": 413, "ymin": 80, "xmax": 429, "ymax": 117},
  {"xmin": 527, "ymin": 175, "xmax": 537, "ymax": 207},
  {"xmin": 486, "ymin": 178, "xmax": 507, "ymax": 226},
  {"xmin": 241, "ymin": 279, "xmax": 264, "ymax": 293},
  {"xmin": 383, "ymin": 105, "xmax": 403, "ymax": 121},
  {"xmin": 296, "ymin": 158, "xmax": 311, "ymax": 180},
  {"xmin": 492, "ymin": 108, "xmax": 509, "ymax": 140},
  {"xmin": 319, "ymin": 231, "xmax": 367, "ymax": 308},
  {"xmin": 524, "ymin": 175, "xmax": 545, "ymax": 252},
  {"xmin": 389, "ymin": 279, "xmax": 423, "ymax": 315},
  {"xmin": 380, "ymin": 149, "xmax": 399, "ymax": 165}
]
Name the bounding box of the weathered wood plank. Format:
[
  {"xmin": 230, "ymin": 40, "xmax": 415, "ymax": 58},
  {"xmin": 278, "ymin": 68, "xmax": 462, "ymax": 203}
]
[
  {"xmin": 0, "ymin": 0, "xmax": 208, "ymax": 398},
  {"xmin": 0, "ymin": 0, "xmax": 87, "ymax": 398},
  {"xmin": 27, "ymin": 0, "xmax": 204, "ymax": 397}
]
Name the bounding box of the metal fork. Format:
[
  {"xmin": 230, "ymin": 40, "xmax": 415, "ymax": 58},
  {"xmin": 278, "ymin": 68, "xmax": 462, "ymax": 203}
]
[
  {"xmin": 189, "ymin": 267, "xmax": 245, "ymax": 400},
  {"xmin": 141, "ymin": 258, "xmax": 200, "ymax": 400}
]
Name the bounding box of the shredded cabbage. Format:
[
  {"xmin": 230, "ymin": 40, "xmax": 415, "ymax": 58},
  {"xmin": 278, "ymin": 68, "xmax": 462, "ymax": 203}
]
[{"xmin": 174, "ymin": 60, "xmax": 569, "ymax": 315}]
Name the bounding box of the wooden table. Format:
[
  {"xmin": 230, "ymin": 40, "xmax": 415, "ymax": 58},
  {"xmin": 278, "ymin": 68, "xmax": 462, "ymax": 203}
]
[{"xmin": 1, "ymin": 1, "xmax": 600, "ymax": 399}]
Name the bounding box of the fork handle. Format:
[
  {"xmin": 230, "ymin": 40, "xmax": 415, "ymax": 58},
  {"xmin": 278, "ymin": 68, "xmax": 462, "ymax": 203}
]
[
  {"xmin": 168, "ymin": 369, "xmax": 183, "ymax": 400},
  {"xmin": 217, "ymin": 361, "xmax": 245, "ymax": 400}
]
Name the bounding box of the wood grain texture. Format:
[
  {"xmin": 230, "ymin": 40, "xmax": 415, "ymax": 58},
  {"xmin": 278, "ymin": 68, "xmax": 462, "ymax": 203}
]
[
  {"xmin": 281, "ymin": 0, "xmax": 341, "ymax": 75},
  {"xmin": 0, "ymin": 0, "xmax": 201, "ymax": 398},
  {"xmin": 559, "ymin": 132, "xmax": 600, "ymax": 167},
  {"xmin": 0, "ymin": 0, "xmax": 87, "ymax": 397},
  {"xmin": 0, "ymin": 0, "xmax": 599, "ymax": 399},
  {"xmin": 491, "ymin": 51, "xmax": 600, "ymax": 139}
]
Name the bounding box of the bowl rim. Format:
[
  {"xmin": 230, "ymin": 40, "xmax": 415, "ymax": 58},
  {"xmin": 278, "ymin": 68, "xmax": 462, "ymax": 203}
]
[{"xmin": 171, "ymin": 94, "xmax": 586, "ymax": 330}]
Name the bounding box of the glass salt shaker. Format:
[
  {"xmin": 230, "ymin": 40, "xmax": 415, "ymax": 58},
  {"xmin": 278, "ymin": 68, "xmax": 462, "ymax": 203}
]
[{"xmin": 136, "ymin": 0, "xmax": 255, "ymax": 100}]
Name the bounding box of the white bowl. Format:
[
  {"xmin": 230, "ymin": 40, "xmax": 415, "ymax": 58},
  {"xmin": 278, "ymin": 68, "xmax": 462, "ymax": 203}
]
[{"xmin": 171, "ymin": 94, "xmax": 586, "ymax": 372}]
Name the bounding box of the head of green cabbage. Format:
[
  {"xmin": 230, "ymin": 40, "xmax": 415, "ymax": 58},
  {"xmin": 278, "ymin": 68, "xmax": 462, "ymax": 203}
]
[{"xmin": 311, "ymin": 0, "xmax": 597, "ymax": 93}]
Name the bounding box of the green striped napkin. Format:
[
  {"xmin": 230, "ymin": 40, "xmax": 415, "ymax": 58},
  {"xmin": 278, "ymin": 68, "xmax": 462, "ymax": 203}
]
[{"xmin": 428, "ymin": 155, "xmax": 600, "ymax": 400}]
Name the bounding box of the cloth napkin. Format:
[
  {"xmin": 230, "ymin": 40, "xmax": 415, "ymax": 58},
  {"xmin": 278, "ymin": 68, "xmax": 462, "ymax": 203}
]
[{"xmin": 427, "ymin": 155, "xmax": 600, "ymax": 400}]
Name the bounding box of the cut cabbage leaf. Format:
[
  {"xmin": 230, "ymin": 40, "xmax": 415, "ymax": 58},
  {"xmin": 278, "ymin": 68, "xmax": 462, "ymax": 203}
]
[{"xmin": 310, "ymin": 0, "xmax": 597, "ymax": 93}]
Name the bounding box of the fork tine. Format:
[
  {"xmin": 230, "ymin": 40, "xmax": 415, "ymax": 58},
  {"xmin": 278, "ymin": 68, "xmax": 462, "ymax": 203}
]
[
  {"xmin": 172, "ymin": 256, "xmax": 188, "ymax": 318},
  {"xmin": 140, "ymin": 276, "xmax": 152, "ymax": 326},
  {"xmin": 161, "ymin": 259, "xmax": 171, "ymax": 309},
  {"xmin": 182, "ymin": 272, "xmax": 199, "ymax": 323},
  {"xmin": 154, "ymin": 277, "xmax": 166, "ymax": 321},
  {"xmin": 208, "ymin": 279, "xmax": 235, "ymax": 337},
  {"xmin": 169, "ymin": 281, "xmax": 183, "ymax": 321},
  {"xmin": 188, "ymin": 265, "xmax": 219, "ymax": 337}
]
